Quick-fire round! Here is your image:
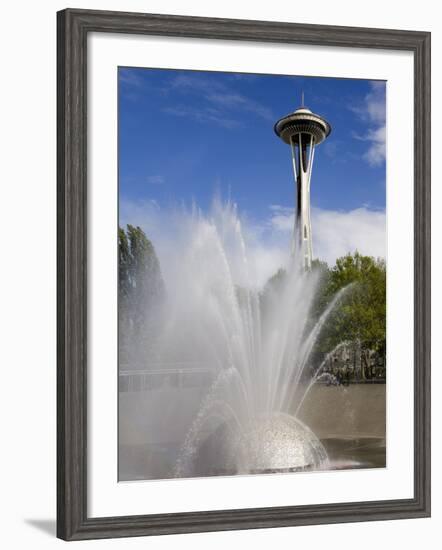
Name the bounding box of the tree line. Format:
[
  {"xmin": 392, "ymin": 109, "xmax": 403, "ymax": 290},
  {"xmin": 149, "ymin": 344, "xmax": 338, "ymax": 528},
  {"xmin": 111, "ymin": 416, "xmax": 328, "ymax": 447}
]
[{"xmin": 118, "ymin": 225, "xmax": 386, "ymax": 370}]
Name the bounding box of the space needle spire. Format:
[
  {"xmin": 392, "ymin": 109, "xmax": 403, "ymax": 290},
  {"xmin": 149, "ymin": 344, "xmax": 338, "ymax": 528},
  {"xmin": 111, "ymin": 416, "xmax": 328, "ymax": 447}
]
[{"xmin": 274, "ymin": 96, "xmax": 331, "ymax": 270}]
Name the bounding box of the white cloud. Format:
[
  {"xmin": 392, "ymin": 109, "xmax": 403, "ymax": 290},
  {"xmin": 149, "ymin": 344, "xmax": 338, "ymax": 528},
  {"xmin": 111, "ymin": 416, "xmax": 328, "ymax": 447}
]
[
  {"xmin": 268, "ymin": 205, "xmax": 294, "ymax": 232},
  {"xmin": 268, "ymin": 204, "xmax": 386, "ymax": 265},
  {"xmin": 119, "ymin": 70, "xmax": 274, "ymax": 127},
  {"xmin": 350, "ymin": 82, "xmax": 386, "ymax": 167},
  {"xmin": 163, "ymin": 73, "xmax": 274, "ymax": 127},
  {"xmin": 363, "ymin": 81, "xmax": 386, "ymax": 125},
  {"xmin": 146, "ymin": 175, "xmax": 165, "ymax": 185},
  {"xmin": 119, "ymin": 69, "xmax": 144, "ymax": 88},
  {"xmin": 206, "ymin": 92, "xmax": 274, "ymax": 121},
  {"xmin": 119, "ymin": 198, "xmax": 385, "ymax": 292},
  {"xmin": 120, "ymin": 198, "xmax": 290, "ymax": 289},
  {"xmin": 312, "ymin": 206, "xmax": 386, "ymax": 263},
  {"xmin": 362, "ymin": 126, "xmax": 386, "ymax": 166},
  {"xmin": 162, "ymin": 105, "xmax": 240, "ymax": 129}
]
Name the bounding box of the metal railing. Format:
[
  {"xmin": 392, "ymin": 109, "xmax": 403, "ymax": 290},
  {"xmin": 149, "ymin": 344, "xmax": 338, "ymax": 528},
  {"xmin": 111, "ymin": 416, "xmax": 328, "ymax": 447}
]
[{"xmin": 119, "ymin": 363, "xmax": 215, "ymax": 392}]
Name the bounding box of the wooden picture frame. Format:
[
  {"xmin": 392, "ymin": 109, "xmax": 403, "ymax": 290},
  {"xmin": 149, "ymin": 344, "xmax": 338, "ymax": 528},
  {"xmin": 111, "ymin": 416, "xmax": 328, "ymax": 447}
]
[{"xmin": 57, "ymin": 8, "xmax": 431, "ymax": 540}]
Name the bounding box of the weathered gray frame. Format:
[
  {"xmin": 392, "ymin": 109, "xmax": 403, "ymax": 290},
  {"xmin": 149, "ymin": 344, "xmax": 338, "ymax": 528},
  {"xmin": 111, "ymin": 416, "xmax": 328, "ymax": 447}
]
[{"xmin": 57, "ymin": 8, "xmax": 431, "ymax": 541}]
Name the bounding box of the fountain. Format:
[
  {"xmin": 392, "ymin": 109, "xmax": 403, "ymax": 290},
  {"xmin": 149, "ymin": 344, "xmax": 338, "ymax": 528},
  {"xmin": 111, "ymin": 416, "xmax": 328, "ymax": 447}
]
[{"xmin": 125, "ymin": 198, "xmax": 347, "ymax": 479}]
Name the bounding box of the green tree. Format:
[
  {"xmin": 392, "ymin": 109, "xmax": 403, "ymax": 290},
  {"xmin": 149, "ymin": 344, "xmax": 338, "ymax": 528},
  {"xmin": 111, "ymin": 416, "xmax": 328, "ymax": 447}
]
[
  {"xmin": 118, "ymin": 225, "xmax": 165, "ymax": 367},
  {"xmin": 315, "ymin": 252, "xmax": 386, "ymax": 355},
  {"xmin": 261, "ymin": 252, "xmax": 386, "ymax": 370},
  {"xmin": 118, "ymin": 226, "xmax": 131, "ymax": 301}
]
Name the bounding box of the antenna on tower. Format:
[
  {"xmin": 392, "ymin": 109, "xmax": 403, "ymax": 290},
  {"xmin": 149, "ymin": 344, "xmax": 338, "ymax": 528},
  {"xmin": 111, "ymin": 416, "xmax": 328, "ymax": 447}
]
[{"xmin": 301, "ymin": 90, "xmax": 305, "ymax": 108}]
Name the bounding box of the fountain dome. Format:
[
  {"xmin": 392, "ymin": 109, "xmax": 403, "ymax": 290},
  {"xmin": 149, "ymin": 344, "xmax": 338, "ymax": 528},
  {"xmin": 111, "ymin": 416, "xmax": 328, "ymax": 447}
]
[{"xmin": 236, "ymin": 414, "xmax": 329, "ymax": 474}]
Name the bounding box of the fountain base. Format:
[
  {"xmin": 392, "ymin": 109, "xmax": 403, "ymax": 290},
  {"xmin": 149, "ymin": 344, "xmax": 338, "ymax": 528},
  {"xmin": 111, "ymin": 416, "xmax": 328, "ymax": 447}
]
[{"xmin": 234, "ymin": 414, "xmax": 329, "ymax": 474}]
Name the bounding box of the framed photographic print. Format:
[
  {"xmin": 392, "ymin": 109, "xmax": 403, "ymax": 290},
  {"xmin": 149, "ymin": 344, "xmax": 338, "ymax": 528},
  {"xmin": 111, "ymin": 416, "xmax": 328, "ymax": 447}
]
[{"xmin": 57, "ymin": 8, "xmax": 431, "ymax": 540}]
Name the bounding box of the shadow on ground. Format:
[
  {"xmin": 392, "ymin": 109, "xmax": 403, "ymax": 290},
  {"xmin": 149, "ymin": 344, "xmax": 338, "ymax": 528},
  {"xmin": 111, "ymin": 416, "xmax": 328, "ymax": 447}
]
[{"xmin": 25, "ymin": 519, "xmax": 56, "ymax": 537}]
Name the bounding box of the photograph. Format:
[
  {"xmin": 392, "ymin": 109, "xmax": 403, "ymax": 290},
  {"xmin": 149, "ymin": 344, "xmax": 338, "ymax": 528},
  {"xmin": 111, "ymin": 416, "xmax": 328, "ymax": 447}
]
[
  {"xmin": 117, "ymin": 67, "xmax": 387, "ymax": 482},
  {"xmin": 0, "ymin": 0, "xmax": 434, "ymax": 546}
]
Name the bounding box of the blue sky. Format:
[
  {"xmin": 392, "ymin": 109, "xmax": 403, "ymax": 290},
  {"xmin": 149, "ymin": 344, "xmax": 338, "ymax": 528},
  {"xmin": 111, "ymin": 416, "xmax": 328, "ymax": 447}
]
[
  {"xmin": 118, "ymin": 67, "xmax": 386, "ymax": 270},
  {"xmin": 119, "ymin": 68, "xmax": 385, "ymax": 217}
]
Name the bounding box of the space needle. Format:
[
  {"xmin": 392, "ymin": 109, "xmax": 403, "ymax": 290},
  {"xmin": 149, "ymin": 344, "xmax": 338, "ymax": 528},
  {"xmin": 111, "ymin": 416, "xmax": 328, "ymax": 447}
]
[{"xmin": 274, "ymin": 95, "xmax": 331, "ymax": 270}]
